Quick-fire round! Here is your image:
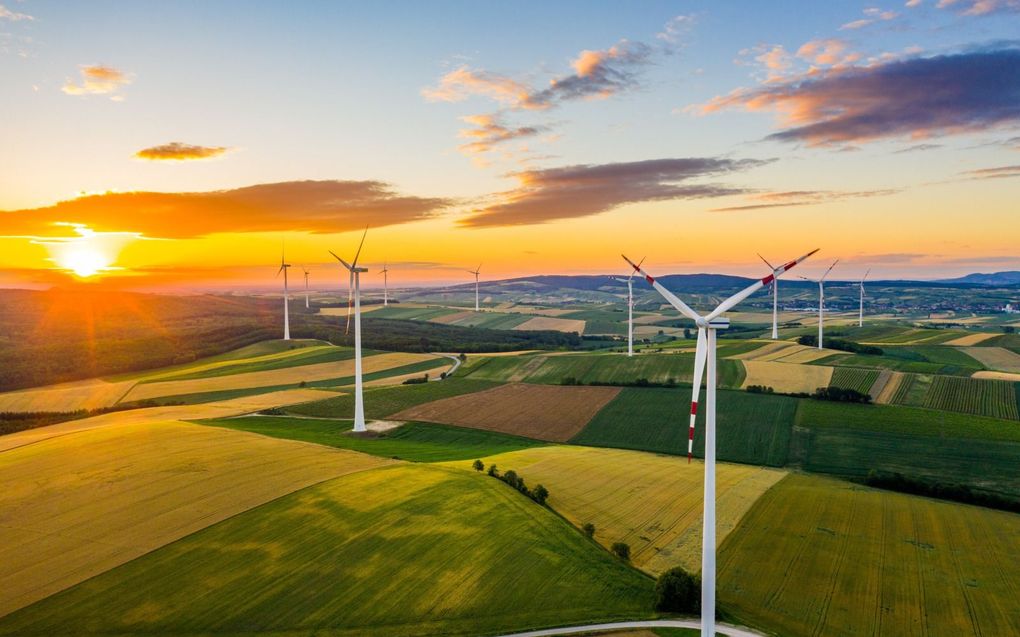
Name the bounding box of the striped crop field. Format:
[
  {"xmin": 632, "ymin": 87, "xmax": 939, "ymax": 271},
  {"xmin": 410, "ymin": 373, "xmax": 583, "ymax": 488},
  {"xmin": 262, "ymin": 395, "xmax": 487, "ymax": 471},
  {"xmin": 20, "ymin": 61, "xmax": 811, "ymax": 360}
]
[
  {"xmin": 964, "ymin": 346, "xmax": 1020, "ymax": 373},
  {"xmin": 718, "ymin": 473, "xmax": 1020, "ymax": 637},
  {"xmin": 0, "ymin": 464, "xmax": 654, "ymax": 636},
  {"xmin": 0, "ymin": 419, "xmax": 390, "ymax": 618},
  {"xmin": 448, "ymin": 445, "xmax": 785, "ymax": 576},
  {"xmin": 874, "ymin": 371, "xmax": 905, "ymax": 404},
  {"xmin": 0, "ymin": 378, "xmax": 135, "ymax": 413},
  {"xmin": 392, "ymin": 383, "xmax": 621, "ymax": 441},
  {"xmin": 514, "ymin": 316, "xmax": 587, "ymax": 333},
  {"xmin": 828, "ymin": 367, "xmax": 880, "ymax": 395},
  {"xmin": 282, "ymin": 378, "xmax": 501, "ymax": 419},
  {"xmin": 923, "ymin": 375, "xmax": 1019, "ymax": 420},
  {"xmin": 741, "ymin": 360, "xmax": 833, "ymax": 394},
  {"xmin": 945, "ymin": 332, "xmax": 999, "ymax": 346}
]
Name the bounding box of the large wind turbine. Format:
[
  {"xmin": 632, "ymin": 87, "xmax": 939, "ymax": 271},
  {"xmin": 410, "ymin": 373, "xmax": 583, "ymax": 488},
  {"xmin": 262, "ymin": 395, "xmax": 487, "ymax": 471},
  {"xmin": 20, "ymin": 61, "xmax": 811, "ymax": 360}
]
[
  {"xmin": 380, "ymin": 263, "xmax": 390, "ymax": 307},
  {"xmin": 302, "ymin": 266, "xmax": 310, "ymax": 309},
  {"xmin": 623, "ymin": 248, "xmax": 818, "ymax": 637},
  {"xmin": 276, "ymin": 249, "xmax": 291, "ymax": 341},
  {"xmin": 329, "ymin": 228, "xmax": 369, "ymax": 433},
  {"xmin": 758, "ymin": 254, "xmax": 780, "ymax": 339},
  {"xmin": 858, "ymin": 269, "xmax": 870, "ymax": 327},
  {"xmin": 610, "ymin": 257, "xmax": 643, "ymax": 357},
  {"xmin": 468, "ymin": 264, "xmax": 482, "ymax": 312},
  {"xmin": 801, "ymin": 259, "xmax": 839, "ymax": 349}
]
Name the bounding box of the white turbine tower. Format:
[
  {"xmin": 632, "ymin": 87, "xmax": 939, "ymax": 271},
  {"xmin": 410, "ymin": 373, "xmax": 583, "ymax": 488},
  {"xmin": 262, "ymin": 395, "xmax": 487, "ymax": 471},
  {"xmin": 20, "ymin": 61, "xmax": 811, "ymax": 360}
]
[
  {"xmin": 801, "ymin": 259, "xmax": 839, "ymax": 350},
  {"xmin": 329, "ymin": 228, "xmax": 369, "ymax": 433},
  {"xmin": 276, "ymin": 249, "xmax": 291, "ymax": 341},
  {"xmin": 468, "ymin": 264, "xmax": 482, "ymax": 312},
  {"xmin": 381, "ymin": 263, "xmax": 390, "ymax": 306},
  {"xmin": 623, "ymin": 247, "xmax": 818, "ymax": 637},
  {"xmin": 858, "ymin": 269, "xmax": 870, "ymax": 327},
  {"xmin": 302, "ymin": 266, "xmax": 310, "ymax": 309},
  {"xmin": 610, "ymin": 257, "xmax": 643, "ymax": 357},
  {"xmin": 758, "ymin": 254, "xmax": 780, "ymax": 339}
]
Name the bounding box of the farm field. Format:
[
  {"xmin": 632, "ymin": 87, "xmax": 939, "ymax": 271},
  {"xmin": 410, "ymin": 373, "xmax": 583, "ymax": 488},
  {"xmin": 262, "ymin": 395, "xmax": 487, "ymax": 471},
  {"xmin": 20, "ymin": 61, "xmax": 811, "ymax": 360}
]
[
  {"xmin": 718, "ymin": 473, "xmax": 1020, "ymax": 637},
  {"xmin": 828, "ymin": 367, "xmax": 880, "ymax": 395},
  {"xmin": 0, "ymin": 419, "xmax": 390, "ymax": 617},
  {"xmin": 923, "ymin": 375, "xmax": 1018, "ymax": 420},
  {"xmin": 131, "ymin": 343, "xmax": 357, "ymax": 382},
  {"xmin": 741, "ymin": 360, "xmax": 833, "ymax": 394},
  {"xmin": 439, "ymin": 311, "xmax": 533, "ymax": 330},
  {"xmin": 0, "ymin": 378, "xmax": 135, "ymax": 413},
  {"xmin": 393, "ymin": 383, "xmax": 621, "ymax": 441},
  {"xmin": 514, "ymin": 316, "xmax": 587, "ymax": 333},
  {"xmin": 451, "ymin": 445, "xmax": 786, "ymax": 576},
  {"xmin": 207, "ymin": 416, "xmax": 546, "ymax": 462},
  {"xmin": 282, "ymin": 377, "xmax": 501, "ymax": 419},
  {"xmin": 0, "ymin": 464, "xmax": 655, "ymax": 636},
  {"xmin": 572, "ymin": 387, "xmax": 798, "ymax": 467},
  {"xmin": 964, "ymin": 346, "xmax": 1020, "ymax": 372},
  {"xmin": 945, "ymin": 332, "xmax": 999, "ymax": 346}
]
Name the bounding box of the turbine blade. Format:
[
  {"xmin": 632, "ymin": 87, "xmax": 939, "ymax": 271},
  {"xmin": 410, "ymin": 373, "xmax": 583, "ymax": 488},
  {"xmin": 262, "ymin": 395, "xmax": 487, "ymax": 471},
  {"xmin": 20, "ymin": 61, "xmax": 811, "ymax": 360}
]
[
  {"xmin": 688, "ymin": 327, "xmax": 708, "ymax": 463},
  {"xmin": 329, "ymin": 250, "xmax": 354, "ymax": 271},
  {"xmin": 352, "ymin": 226, "xmax": 368, "ymax": 267},
  {"xmin": 345, "ymin": 271, "xmax": 354, "ymax": 335},
  {"xmin": 862, "ymin": 268, "xmax": 870, "ymax": 283},
  {"xmin": 820, "ymin": 258, "xmax": 839, "ymax": 282},
  {"xmin": 706, "ymin": 248, "xmax": 819, "ymax": 321},
  {"xmin": 757, "ymin": 253, "xmax": 776, "ymax": 270},
  {"xmin": 621, "ymin": 254, "xmax": 701, "ymax": 323},
  {"xmin": 276, "ymin": 264, "xmax": 284, "ymax": 278}
]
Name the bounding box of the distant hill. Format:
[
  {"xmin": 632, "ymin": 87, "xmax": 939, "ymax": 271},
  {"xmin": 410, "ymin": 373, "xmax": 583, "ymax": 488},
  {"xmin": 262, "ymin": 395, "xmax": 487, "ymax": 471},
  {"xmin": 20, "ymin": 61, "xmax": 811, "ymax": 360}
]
[{"xmin": 936, "ymin": 271, "xmax": 1020, "ymax": 286}]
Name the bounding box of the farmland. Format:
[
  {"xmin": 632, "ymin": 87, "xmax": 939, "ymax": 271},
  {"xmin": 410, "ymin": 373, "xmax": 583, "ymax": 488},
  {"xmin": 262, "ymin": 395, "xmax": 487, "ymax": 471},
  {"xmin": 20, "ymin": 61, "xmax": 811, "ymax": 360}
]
[
  {"xmin": 965, "ymin": 346, "xmax": 1020, "ymax": 372},
  {"xmin": 282, "ymin": 377, "xmax": 502, "ymax": 419},
  {"xmin": 740, "ymin": 360, "xmax": 833, "ymax": 394},
  {"xmin": 828, "ymin": 367, "xmax": 880, "ymax": 395},
  {"xmin": 0, "ymin": 464, "xmax": 655, "ymax": 636},
  {"xmin": 393, "ymin": 383, "xmax": 621, "ymax": 441},
  {"xmin": 923, "ymin": 375, "xmax": 1019, "ymax": 420},
  {"xmin": 718, "ymin": 473, "xmax": 1020, "ymax": 637},
  {"xmin": 451, "ymin": 445, "xmax": 786, "ymax": 576}
]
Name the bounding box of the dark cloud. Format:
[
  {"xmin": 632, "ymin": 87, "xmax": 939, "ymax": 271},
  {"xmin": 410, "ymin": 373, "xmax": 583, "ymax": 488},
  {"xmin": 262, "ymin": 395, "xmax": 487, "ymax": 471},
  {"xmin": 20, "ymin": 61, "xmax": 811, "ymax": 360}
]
[
  {"xmin": 457, "ymin": 114, "xmax": 547, "ymax": 156},
  {"xmin": 524, "ymin": 41, "xmax": 652, "ymax": 109},
  {"xmin": 1, "ymin": 180, "xmax": 453, "ymax": 239},
  {"xmin": 135, "ymin": 142, "xmax": 232, "ymax": 161},
  {"xmin": 699, "ymin": 47, "xmax": 1020, "ymax": 146},
  {"xmin": 460, "ymin": 157, "xmax": 768, "ymax": 227},
  {"xmin": 711, "ymin": 189, "xmax": 900, "ymax": 211}
]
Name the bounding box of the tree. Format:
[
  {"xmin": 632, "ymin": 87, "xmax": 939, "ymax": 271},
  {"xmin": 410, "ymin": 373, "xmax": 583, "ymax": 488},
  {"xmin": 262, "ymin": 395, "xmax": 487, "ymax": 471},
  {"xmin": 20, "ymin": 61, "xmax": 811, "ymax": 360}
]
[
  {"xmin": 582, "ymin": 522, "xmax": 596, "ymax": 538},
  {"xmin": 684, "ymin": 328, "xmax": 692, "ymax": 339},
  {"xmin": 487, "ymin": 464, "xmax": 498, "ymax": 477},
  {"xmin": 532, "ymin": 484, "xmax": 549, "ymax": 505},
  {"xmin": 654, "ymin": 567, "xmax": 701, "ymax": 613},
  {"xmin": 472, "ymin": 459, "xmax": 484, "ymax": 472},
  {"xmin": 611, "ymin": 542, "xmax": 631, "ymax": 561}
]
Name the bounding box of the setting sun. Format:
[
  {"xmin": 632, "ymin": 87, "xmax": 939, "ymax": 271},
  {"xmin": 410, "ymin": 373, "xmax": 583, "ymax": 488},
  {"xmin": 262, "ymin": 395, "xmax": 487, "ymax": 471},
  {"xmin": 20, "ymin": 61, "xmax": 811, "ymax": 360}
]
[{"xmin": 58, "ymin": 245, "xmax": 110, "ymax": 277}]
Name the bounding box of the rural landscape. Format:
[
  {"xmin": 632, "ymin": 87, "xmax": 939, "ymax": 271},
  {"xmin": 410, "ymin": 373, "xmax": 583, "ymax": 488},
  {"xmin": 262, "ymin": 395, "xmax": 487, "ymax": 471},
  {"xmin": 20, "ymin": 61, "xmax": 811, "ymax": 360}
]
[{"xmin": 2, "ymin": 2, "xmax": 1019, "ymax": 636}]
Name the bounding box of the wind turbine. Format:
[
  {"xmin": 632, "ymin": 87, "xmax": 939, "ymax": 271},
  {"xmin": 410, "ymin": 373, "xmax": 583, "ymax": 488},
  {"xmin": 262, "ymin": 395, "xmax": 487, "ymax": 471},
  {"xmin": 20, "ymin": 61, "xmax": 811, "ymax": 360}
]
[
  {"xmin": 276, "ymin": 249, "xmax": 291, "ymax": 341},
  {"xmin": 622, "ymin": 247, "xmax": 818, "ymax": 637},
  {"xmin": 610, "ymin": 257, "xmax": 643, "ymax": 357},
  {"xmin": 858, "ymin": 269, "xmax": 870, "ymax": 327},
  {"xmin": 467, "ymin": 264, "xmax": 482, "ymax": 312},
  {"xmin": 302, "ymin": 266, "xmax": 310, "ymax": 309},
  {"xmin": 329, "ymin": 227, "xmax": 369, "ymax": 433},
  {"xmin": 800, "ymin": 259, "xmax": 839, "ymax": 350},
  {"xmin": 380, "ymin": 263, "xmax": 390, "ymax": 306},
  {"xmin": 758, "ymin": 254, "xmax": 780, "ymax": 339}
]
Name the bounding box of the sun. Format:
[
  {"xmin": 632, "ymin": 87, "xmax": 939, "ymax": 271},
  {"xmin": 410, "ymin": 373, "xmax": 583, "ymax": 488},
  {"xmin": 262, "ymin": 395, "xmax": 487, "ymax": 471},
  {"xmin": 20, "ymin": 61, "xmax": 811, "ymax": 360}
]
[{"xmin": 59, "ymin": 245, "xmax": 112, "ymax": 278}]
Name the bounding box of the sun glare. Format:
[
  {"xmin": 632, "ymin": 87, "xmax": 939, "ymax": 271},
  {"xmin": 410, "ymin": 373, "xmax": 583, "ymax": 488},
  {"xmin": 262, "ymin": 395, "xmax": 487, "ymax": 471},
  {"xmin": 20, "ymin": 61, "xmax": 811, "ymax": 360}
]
[{"xmin": 60, "ymin": 245, "xmax": 111, "ymax": 277}]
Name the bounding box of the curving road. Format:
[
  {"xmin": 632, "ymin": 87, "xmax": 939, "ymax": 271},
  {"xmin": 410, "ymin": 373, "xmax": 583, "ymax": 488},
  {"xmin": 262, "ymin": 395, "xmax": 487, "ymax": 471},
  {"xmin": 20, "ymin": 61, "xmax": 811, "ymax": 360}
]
[{"xmin": 497, "ymin": 619, "xmax": 765, "ymax": 637}]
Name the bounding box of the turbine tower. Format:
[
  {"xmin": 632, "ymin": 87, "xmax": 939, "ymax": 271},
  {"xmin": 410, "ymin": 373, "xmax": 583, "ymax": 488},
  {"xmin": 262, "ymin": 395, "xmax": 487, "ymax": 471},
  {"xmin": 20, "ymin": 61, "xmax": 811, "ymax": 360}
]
[
  {"xmin": 329, "ymin": 227, "xmax": 369, "ymax": 433},
  {"xmin": 610, "ymin": 257, "xmax": 643, "ymax": 357},
  {"xmin": 381, "ymin": 263, "xmax": 390, "ymax": 306},
  {"xmin": 758, "ymin": 254, "xmax": 780, "ymax": 339},
  {"xmin": 302, "ymin": 266, "xmax": 310, "ymax": 309},
  {"xmin": 623, "ymin": 247, "xmax": 817, "ymax": 637},
  {"xmin": 276, "ymin": 249, "xmax": 291, "ymax": 341},
  {"xmin": 858, "ymin": 269, "xmax": 870, "ymax": 327},
  {"xmin": 468, "ymin": 264, "xmax": 482, "ymax": 312},
  {"xmin": 801, "ymin": 259, "xmax": 839, "ymax": 350}
]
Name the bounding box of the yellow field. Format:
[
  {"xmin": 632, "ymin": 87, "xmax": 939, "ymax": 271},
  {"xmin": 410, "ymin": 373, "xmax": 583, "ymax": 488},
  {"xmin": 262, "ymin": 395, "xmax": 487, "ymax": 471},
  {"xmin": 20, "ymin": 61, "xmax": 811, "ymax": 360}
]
[
  {"xmin": 133, "ymin": 341, "xmax": 333, "ymax": 382},
  {"xmin": 972, "ymin": 370, "xmax": 1020, "ymax": 382},
  {"xmin": 514, "ymin": 316, "xmax": 587, "ymax": 334},
  {"xmin": 874, "ymin": 371, "xmax": 905, "ymax": 404},
  {"xmin": 0, "ymin": 419, "xmax": 391, "ymax": 617},
  {"xmin": 121, "ymin": 352, "xmax": 437, "ymax": 402},
  {"xmin": 447, "ymin": 445, "xmax": 786, "ymax": 575},
  {"xmin": 741, "ymin": 360, "xmax": 834, "ymax": 394},
  {"xmin": 729, "ymin": 341, "xmax": 795, "ymax": 360},
  {"xmin": 945, "ymin": 332, "xmax": 999, "ymax": 346},
  {"xmin": 772, "ymin": 345, "xmax": 842, "ymax": 364},
  {"xmin": 963, "ymin": 346, "xmax": 1020, "ymax": 373},
  {"xmin": 318, "ymin": 305, "xmax": 384, "ymax": 316},
  {"xmin": 719, "ymin": 473, "xmax": 1020, "ymax": 637},
  {"xmin": 0, "ymin": 378, "xmax": 135, "ymax": 413},
  {"xmin": 430, "ymin": 310, "xmax": 475, "ymax": 324}
]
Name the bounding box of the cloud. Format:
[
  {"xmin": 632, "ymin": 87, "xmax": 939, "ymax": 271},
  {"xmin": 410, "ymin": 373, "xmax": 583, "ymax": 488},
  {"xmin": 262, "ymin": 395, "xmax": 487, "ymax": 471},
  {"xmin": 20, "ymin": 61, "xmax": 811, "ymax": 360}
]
[
  {"xmin": 135, "ymin": 142, "xmax": 232, "ymax": 161},
  {"xmin": 457, "ymin": 114, "xmax": 547, "ymax": 157},
  {"xmin": 0, "ymin": 4, "xmax": 33, "ymax": 20},
  {"xmin": 656, "ymin": 14, "xmax": 696, "ymax": 47},
  {"xmin": 421, "ymin": 66, "xmax": 537, "ymax": 108},
  {"xmin": 937, "ymin": 0, "xmax": 1020, "ymax": 15},
  {"xmin": 527, "ymin": 41, "xmax": 652, "ymax": 108},
  {"xmin": 893, "ymin": 143, "xmax": 943, "ymax": 153},
  {"xmin": 962, "ymin": 164, "xmax": 1020, "ymax": 179},
  {"xmin": 698, "ymin": 46, "xmax": 1020, "ymax": 146},
  {"xmin": 62, "ymin": 65, "xmax": 132, "ymax": 98},
  {"xmin": 710, "ymin": 188, "xmax": 900, "ymax": 211},
  {"xmin": 796, "ymin": 39, "xmax": 860, "ymax": 65},
  {"xmin": 906, "ymin": 0, "xmax": 923, "ymax": 7},
  {"xmin": 840, "ymin": 7, "xmax": 899, "ymax": 29},
  {"xmin": 0, "ymin": 180, "xmax": 453, "ymax": 239},
  {"xmin": 460, "ymin": 157, "xmax": 768, "ymax": 227}
]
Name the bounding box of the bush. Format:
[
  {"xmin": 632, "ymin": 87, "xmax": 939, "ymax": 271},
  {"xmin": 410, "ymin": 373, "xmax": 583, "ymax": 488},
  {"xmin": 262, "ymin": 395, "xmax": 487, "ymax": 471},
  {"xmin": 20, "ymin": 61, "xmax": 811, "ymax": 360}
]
[
  {"xmin": 655, "ymin": 567, "xmax": 701, "ymax": 613},
  {"xmin": 472, "ymin": 459, "xmax": 484, "ymax": 472},
  {"xmin": 532, "ymin": 484, "xmax": 549, "ymax": 505},
  {"xmin": 611, "ymin": 542, "xmax": 630, "ymax": 560},
  {"xmin": 402, "ymin": 376, "xmax": 429, "ymax": 385},
  {"xmin": 582, "ymin": 522, "xmax": 596, "ymax": 538},
  {"xmin": 812, "ymin": 386, "xmax": 871, "ymax": 403},
  {"xmin": 487, "ymin": 464, "xmax": 498, "ymax": 477},
  {"xmin": 798, "ymin": 334, "xmax": 883, "ymax": 355},
  {"xmin": 746, "ymin": 384, "xmax": 774, "ymax": 394}
]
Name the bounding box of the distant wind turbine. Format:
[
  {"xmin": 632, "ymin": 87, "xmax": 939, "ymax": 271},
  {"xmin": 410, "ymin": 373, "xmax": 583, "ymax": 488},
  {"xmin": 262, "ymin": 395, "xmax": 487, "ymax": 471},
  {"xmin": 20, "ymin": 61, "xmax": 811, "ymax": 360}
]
[
  {"xmin": 758, "ymin": 254, "xmax": 780, "ymax": 339},
  {"xmin": 610, "ymin": 257, "xmax": 643, "ymax": 357},
  {"xmin": 302, "ymin": 266, "xmax": 310, "ymax": 309},
  {"xmin": 623, "ymin": 247, "xmax": 818, "ymax": 637},
  {"xmin": 380, "ymin": 262, "xmax": 390, "ymax": 306},
  {"xmin": 801, "ymin": 259, "xmax": 839, "ymax": 349},
  {"xmin": 329, "ymin": 227, "xmax": 369, "ymax": 433},
  {"xmin": 467, "ymin": 264, "xmax": 482, "ymax": 312},
  {"xmin": 276, "ymin": 248, "xmax": 291, "ymax": 341},
  {"xmin": 858, "ymin": 269, "xmax": 870, "ymax": 327}
]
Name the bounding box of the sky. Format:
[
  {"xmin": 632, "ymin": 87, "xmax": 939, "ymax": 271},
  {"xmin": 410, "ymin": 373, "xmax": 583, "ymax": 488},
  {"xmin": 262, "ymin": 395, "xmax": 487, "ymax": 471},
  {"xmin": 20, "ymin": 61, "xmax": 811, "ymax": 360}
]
[{"xmin": 2, "ymin": 0, "xmax": 1019, "ymax": 291}]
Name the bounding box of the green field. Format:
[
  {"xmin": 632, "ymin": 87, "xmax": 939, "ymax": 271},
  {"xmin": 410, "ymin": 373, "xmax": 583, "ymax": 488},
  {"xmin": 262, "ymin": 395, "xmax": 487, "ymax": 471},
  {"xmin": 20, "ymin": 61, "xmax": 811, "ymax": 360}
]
[
  {"xmin": 137, "ymin": 345, "xmax": 360, "ymax": 382},
  {"xmin": 840, "ymin": 324, "xmax": 965, "ymax": 344},
  {"xmin": 0, "ymin": 464, "xmax": 654, "ymax": 636},
  {"xmin": 889, "ymin": 372, "xmax": 931, "ymax": 407},
  {"xmin": 572, "ymin": 386, "xmax": 798, "ymax": 467},
  {"xmin": 719, "ymin": 473, "xmax": 1020, "ymax": 637},
  {"xmin": 207, "ymin": 416, "xmax": 545, "ymax": 462},
  {"xmin": 107, "ymin": 339, "xmax": 327, "ymax": 382},
  {"xmin": 828, "ymin": 367, "xmax": 879, "ymax": 394},
  {"xmin": 282, "ymin": 378, "xmax": 501, "ymax": 419},
  {"xmin": 443, "ymin": 312, "xmax": 532, "ymax": 330},
  {"xmin": 924, "ymin": 375, "xmax": 1019, "ymax": 420},
  {"xmin": 814, "ymin": 344, "xmax": 985, "ymax": 376},
  {"xmin": 365, "ymin": 305, "xmax": 461, "ymax": 321}
]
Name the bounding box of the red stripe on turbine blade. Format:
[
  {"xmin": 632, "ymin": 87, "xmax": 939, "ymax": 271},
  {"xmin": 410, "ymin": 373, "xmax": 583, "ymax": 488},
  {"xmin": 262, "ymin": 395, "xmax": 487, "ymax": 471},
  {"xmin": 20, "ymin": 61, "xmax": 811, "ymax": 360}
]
[
  {"xmin": 761, "ymin": 274, "xmax": 775, "ymax": 286},
  {"xmin": 645, "ymin": 274, "xmax": 655, "ymax": 284},
  {"xmin": 690, "ymin": 401, "xmax": 698, "ymax": 415},
  {"xmin": 688, "ymin": 426, "xmax": 695, "ymax": 440},
  {"xmin": 781, "ymin": 259, "xmax": 796, "ymax": 271}
]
